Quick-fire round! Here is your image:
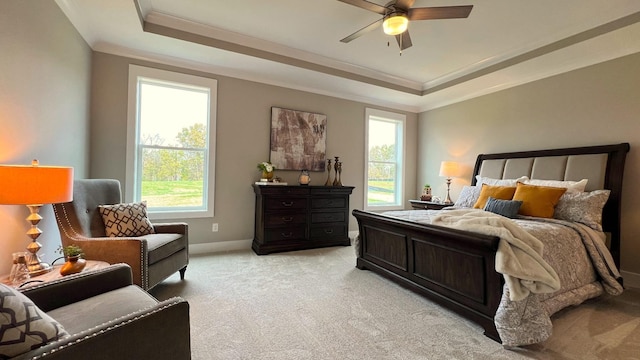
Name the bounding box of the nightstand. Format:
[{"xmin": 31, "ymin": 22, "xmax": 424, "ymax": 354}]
[{"xmin": 409, "ymin": 200, "xmax": 452, "ymax": 210}]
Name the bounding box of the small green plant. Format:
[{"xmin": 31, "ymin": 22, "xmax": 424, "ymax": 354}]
[
  {"xmin": 57, "ymin": 245, "xmax": 84, "ymax": 259},
  {"xmin": 424, "ymin": 184, "xmax": 431, "ymax": 188},
  {"xmin": 257, "ymin": 161, "xmax": 275, "ymax": 172}
]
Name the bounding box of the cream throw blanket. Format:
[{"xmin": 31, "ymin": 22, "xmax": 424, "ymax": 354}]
[{"xmin": 431, "ymin": 209, "xmax": 561, "ymax": 301}]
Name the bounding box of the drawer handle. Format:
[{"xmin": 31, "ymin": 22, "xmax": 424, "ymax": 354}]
[
  {"xmin": 281, "ymin": 232, "xmax": 293, "ymax": 238},
  {"xmin": 282, "ymin": 201, "xmax": 294, "ymax": 207},
  {"xmin": 325, "ymin": 216, "xmax": 335, "ymax": 220},
  {"xmin": 282, "ymin": 216, "xmax": 293, "ymax": 222},
  {"xmin": 324, "ymin": 229, "xmax": 334, "ymax": 234}
]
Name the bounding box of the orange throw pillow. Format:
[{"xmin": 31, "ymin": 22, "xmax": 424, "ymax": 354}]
[
  {"xmin": 473, "ymin": 184, "xmax": 517, "ymax": 209},
  {"xmin": 512, "ymin": 182, "xmax": 567, "ymax": 218}
]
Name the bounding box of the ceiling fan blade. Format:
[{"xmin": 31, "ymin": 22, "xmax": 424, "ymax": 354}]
[
  {"xmin": 340, "ymin": 18, "xmax": 383, "ymax": 43},
  {"xmin": 337, "ymin": 0, "xmax": 388, "ymax": 15},
  {"xmin": 408, "ymin": 5, "xmax": 473, "ymax": 20},
  {"xmin": 394, "ymin": 0, "xmax": 415, "ymax": 11},
  {"xmin": 395, "ymin": 30, "xmax": 412, "ymax": 50}
]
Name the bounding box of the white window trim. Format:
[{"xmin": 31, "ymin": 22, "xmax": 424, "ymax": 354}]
[
  {"xmin": 126, "ymin": 65, "xmax": 217, "ymax": 220},
  {"xmin": 364, "ymin": 108, "xmax": 406, "ymax": 211}
]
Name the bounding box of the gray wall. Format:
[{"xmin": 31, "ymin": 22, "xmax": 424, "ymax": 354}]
[
  {"xmin": 418, "ymin": 52, "xmax": 640, "ymax": 276},
  {"xmin": 0, "ymin": 1, "xmax": 92, "ymax": 275},
  {"xmin": 89, "ymin": 52, "xmax": 419, "ymax": 248}
]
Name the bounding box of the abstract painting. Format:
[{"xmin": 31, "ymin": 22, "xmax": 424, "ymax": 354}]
[{"xmin": 270, "ymin": 107, "xmax": 326, "ymax": 171}]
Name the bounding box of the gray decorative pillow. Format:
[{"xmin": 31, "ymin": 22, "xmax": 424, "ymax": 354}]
[
  {"xmin": 0, "ymin": 284, "xmax": 69, "ymax": 358},
  {"xmin": 454, "ymin": 186, "xmax": 482, "ymax": 208},
  {"xmin": 99, "ymin": 201, "xmax": 155, "ymax": 237},
  {"xmin": 554, "ymin": 190, "xmax": 610, "ymax": 231},
  {"xmin": 483, "ymin": 197, "xmax": 523, "ymax": 218}
]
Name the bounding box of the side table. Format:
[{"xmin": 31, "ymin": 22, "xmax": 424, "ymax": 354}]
[
  {"xmin": 409, "ymin": 200, "xmax": 452, "ymax": 210},
  {"xmin": 2, "ymin": 260, "xmax": 111, "ymax": 288}
]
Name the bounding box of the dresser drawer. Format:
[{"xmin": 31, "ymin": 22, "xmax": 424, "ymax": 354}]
[
  {"xmin": 311, "ymin": 197, "xmax": 346, "ymax": 209},
  {"xmin": 311, "ymin": 211, "xmax": 345, "ymax": 224},
  {"xmin": 265, "ymin": 213, "xmax": 307, "ymax": 226},
  {"xmin": 265, "ymin": 226, "xmax": 306, "ymax": 242},
  {"xmin": 310, "ymin": 224, "xmax": 346, "ymax": 240},
  {"xmin": 265, "ymin": 197, "xmax": 307, "ymax": 211}
]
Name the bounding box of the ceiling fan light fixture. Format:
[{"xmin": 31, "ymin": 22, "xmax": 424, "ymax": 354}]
[{"xmin": 382, "ymin": 14, "xmax": 408, "ymax": 36}]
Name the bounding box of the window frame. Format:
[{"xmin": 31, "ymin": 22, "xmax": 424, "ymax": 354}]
[
  {"xmin": 363, "ymin": 108, "xmax": 406, "ymax": 211},
  {"xmin": 126, "ymin": 65, "xmax": 217, "ymax": 220}
]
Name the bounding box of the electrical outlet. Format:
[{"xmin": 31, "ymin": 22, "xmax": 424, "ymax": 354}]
[{"xmin": 212, "ymin": 223, "xmax": 218, "ymax": 232}]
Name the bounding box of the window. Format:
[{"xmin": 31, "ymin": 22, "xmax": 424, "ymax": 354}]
[
  {"xmin": 364, "ymin": 108, "xmax": 405, "ymax": 210},
  {"xmin": 127, "ymin": 65, "xmax": 217, "ymax": 219}
]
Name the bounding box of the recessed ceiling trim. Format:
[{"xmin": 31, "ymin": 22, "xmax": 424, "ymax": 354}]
[
  {"xmin": 142, "ymin": 17, "xmax": 423, "ymax": 96},
  {"xmin": 421, "ymin": 10, "xmax": 640, "ymax": 96}
]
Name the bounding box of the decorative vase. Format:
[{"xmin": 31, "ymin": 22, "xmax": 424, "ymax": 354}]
[
  {"xmin": 262, "ymin": 171, "xmax": 274, "ymax": 181},
  {"xmin": 333, "ymin": 156, "xmax": 340, "ymax": 186},
  {"xmin": 324, "ymin": 159, "xmax": 332, "ymax": 186},
  {"xmin": 60, "ymin": 256, "xmax": 87, "ymax": 276}
]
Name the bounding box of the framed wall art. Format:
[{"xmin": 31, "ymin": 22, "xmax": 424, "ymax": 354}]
[{"xmin": 270, "ymin": 107, "xmax": 327, "ymax": 171}]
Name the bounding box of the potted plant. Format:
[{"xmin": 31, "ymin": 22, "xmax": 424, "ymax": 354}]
[
  {"xmin": 257, "ymin": 161, "xmax": 276, "ymax": 181},
  {"xmin": 421, "ymin": 183, "xmax": 432, "ymax": 201},
  {"xmin": 58, "ymin": 245, "xmax": 87, "ymax": 276}
]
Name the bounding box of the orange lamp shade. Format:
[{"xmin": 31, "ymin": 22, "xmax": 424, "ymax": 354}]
[{"xmin": 0, "ymin": 163, "xmax": 74, "ymax": 205}]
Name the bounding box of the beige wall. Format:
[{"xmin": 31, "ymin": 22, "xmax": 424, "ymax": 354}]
[
  {"xmin": 89, "ymin": 52, "xmax": 418, "ymax": 248},
  {"xmin": 0, "ymin": 1, "xmax": 92, "ymax": 275},
  {"xmin": 418, "ymin": 52, "xmax": 640, "ymax": 276}
]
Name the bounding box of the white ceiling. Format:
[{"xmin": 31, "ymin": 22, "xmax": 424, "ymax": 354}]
[{"xmin": 56, "ymin": 0, "xmax": 640, "ymax": 112}]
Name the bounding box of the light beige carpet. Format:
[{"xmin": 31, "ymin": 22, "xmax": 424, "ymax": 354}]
[{"xmin": 150, "ymin": 246, "xmax": 640, "ymax": 360}]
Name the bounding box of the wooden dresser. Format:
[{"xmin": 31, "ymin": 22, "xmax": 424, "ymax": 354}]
[{"xmin": 252, "ymin": 185, "xmax": 355, "ymax": 255}]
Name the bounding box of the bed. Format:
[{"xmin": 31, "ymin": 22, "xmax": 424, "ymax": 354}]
[{"xmin": 352, "ymin": 143, "xmax": 630, "ymax": 346}]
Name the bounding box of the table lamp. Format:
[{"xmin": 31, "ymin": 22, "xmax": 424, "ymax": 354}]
[
  {"xmin": 439, "ymin": 161, "xmax": 460, "ymax": 205},
  {"xmin": 0, "ymin": 160, "xmax": 73, "ymax": 276}
]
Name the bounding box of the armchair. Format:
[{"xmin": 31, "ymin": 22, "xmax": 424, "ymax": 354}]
[
  {"xmin": 53, "ymin": 179, "xmax": 188, "ymax": 290},
  {"xmin": 10, "ymin": 264, "xmax": 191, "ymax": 360}
]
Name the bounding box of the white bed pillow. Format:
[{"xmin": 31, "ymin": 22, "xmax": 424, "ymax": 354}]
[
  {"xmin": 475, "ymin": 175, "xmax": 528, "ymax": 187},
  {"xmin": 455, "ymin": 186, "xmax": 482, "ymax": 208},
  {"xmin": 554, "ymin": 189, "xmax": 610, "ymax": 231},
  {"xmin": 523, "ymin": 178, "xmax": 587, "ymax": 194}
]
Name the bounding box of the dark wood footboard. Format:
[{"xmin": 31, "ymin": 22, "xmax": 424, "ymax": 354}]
[{"xmin": 353, "ymin": 209, "xmax": 503, "ymax": 341}]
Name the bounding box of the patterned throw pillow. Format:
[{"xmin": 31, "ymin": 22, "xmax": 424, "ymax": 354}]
[
  {"xmin": 454, "ymin": 186, "xmax": 482, "ymax": 208},
  {"xmin": 554, "ymin": 190, "xmax": 611, "ymax": 231},
  {"xmin": 0, "ymin": 284, "xmax": 69, "ymax": 358},
  {"xmin": 99, "ymin": 201, "xmax": 155, "ymax": 237}
]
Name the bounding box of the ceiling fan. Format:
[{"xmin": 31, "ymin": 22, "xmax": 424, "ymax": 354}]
[{"xmin": 338, "ymin": 0, "xmax": 473, "ymax": 51}]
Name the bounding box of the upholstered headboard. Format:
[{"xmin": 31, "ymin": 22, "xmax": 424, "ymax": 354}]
[{"xmin": 471, "ymin": 143, "xmax": 630, "ymax": 267}]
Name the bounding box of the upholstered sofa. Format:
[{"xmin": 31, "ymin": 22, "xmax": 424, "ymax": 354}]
[
  {"xmin": 3, "ymin": 264, "xmax": 190, "ymax": 360},
  {"xmin": 53, "ymin": 179, "xmax": 189, "ymax": 290}
]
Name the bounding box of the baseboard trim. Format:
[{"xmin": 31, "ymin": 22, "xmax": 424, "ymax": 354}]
[
  {"xmin": 621, "ymin": 270, "xmax": 640, "ymax": 289},
  {"xmin": 189, "ymin": 239, "xmax": 252, "ymax": 255},
  {"xmin": 189, "ymin": 234, "xmax": 360, "ymax": 255}
]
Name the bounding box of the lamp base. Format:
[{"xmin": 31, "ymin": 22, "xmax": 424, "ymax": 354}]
[
  {"xmin": 27, "ymin": 259, "xmax": 52, "ymax": 277},
  {"xmin": 444, "ymin": 177, "xmax": 454, "ymax": 205},
  {"xmin": 26, "ymin": 240, "xmax": 53, "ymax": 276}
]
